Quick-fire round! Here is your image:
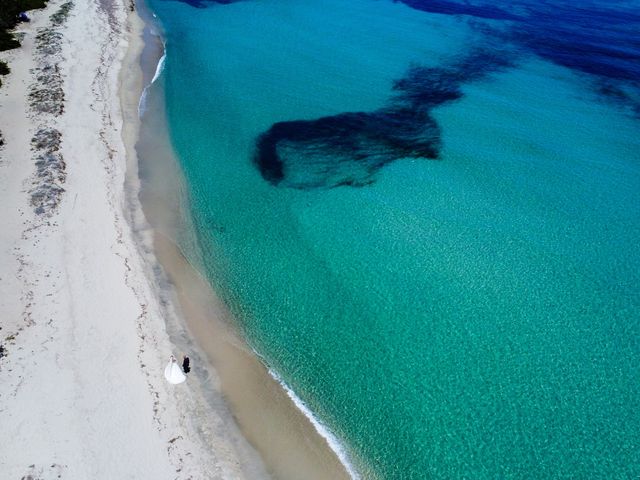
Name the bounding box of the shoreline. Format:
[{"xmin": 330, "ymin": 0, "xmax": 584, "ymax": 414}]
[
  {"xmin": 131, "ymin": 3, "xmax": 358, "ymax": 479},
  {"xmin": 118, "ymin": 1, "xmax": 272, "ymax": 478}
]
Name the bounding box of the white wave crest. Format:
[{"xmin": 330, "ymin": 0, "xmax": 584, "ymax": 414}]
[
  {"xmin": 267, "ymin": 368, "xmax": 361, "ymax": 480},
  {"xmin": 138, "ymin": 51, "xmax": 166, "ymax": 117},
  {"xmin": 151, "ymin": 51, "xmax": 166, "ymax": 85}
]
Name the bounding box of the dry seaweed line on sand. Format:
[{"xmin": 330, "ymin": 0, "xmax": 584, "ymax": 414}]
[{"xmin": 28, "ymin": 1, "xmax": 74, "ymax": 217}]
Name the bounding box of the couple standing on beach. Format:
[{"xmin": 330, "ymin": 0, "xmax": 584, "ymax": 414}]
[{"xmin": 165, "ymin": 354, "xmax": 191, "ymax": 385}]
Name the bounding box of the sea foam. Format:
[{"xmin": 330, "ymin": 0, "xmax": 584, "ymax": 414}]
[
  {"xmin": 138, "ymin": 49, "xmax": 166, "ymax": 117},
  {"xmin": 267, "ymin": 367, "xmax": 362, "ymax": 480}
]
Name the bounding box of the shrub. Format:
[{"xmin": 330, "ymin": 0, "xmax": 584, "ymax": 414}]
[
  {"xmin": 1, "ymin": 0, "xmax": 48, "ymax": 51},
  {"xmin": 0, "ymin": 60, "xmax": 10, "ymax": 75}
]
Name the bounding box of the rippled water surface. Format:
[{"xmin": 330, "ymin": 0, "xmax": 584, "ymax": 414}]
[{"xmin": 147, "ymin": 0, "xmax": 640, "ymax": 477}]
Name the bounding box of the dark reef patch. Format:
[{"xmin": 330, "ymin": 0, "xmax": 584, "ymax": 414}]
[
  {"xmin": 396, "ymin": 0, "xmax": 518, "ymax": 21},
  {"xmin": 160, "ymin": 0, "xmax": 239, "ymax": 9},
  {"xmin": 256, "ymin": 109, "xmax": 441, "ymax": 189},
  {"xmin": 166, "ymin": 0, "xmax": 639, "ymax": 102},
  {"xmin": 397, "ymin": 0, "xmax": 640, "ymax": 84},
  {"xmin": 254, "ymin": 50, "xmax": 512, "ymax": 189}
]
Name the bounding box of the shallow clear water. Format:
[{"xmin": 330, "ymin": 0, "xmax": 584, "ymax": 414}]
[{"xmin": 146, "ymin": 0, "xmax": 640, "ymax": 477}]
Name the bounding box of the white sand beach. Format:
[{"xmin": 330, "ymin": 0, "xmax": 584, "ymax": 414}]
[{"xmin": 0, "ymin": 0, "xmax": 268, "ymax": 478}]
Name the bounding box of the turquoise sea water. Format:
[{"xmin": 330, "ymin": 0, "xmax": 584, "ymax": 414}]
[{"xmin": 145, "ymin": 0, "xmax": 640, "ymax": 477}]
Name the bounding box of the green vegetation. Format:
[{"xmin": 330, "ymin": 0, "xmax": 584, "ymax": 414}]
[
  {"xmin": 1, "ymin": 0, "xmax": 47, "ymax": 51},
  {"xmin": 1, "ymin": 0, "xmax": 48, "ymax": 136},
  {"xmin": 0, "ymin": 59, "xmax": 8, "ymax": 87}
]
